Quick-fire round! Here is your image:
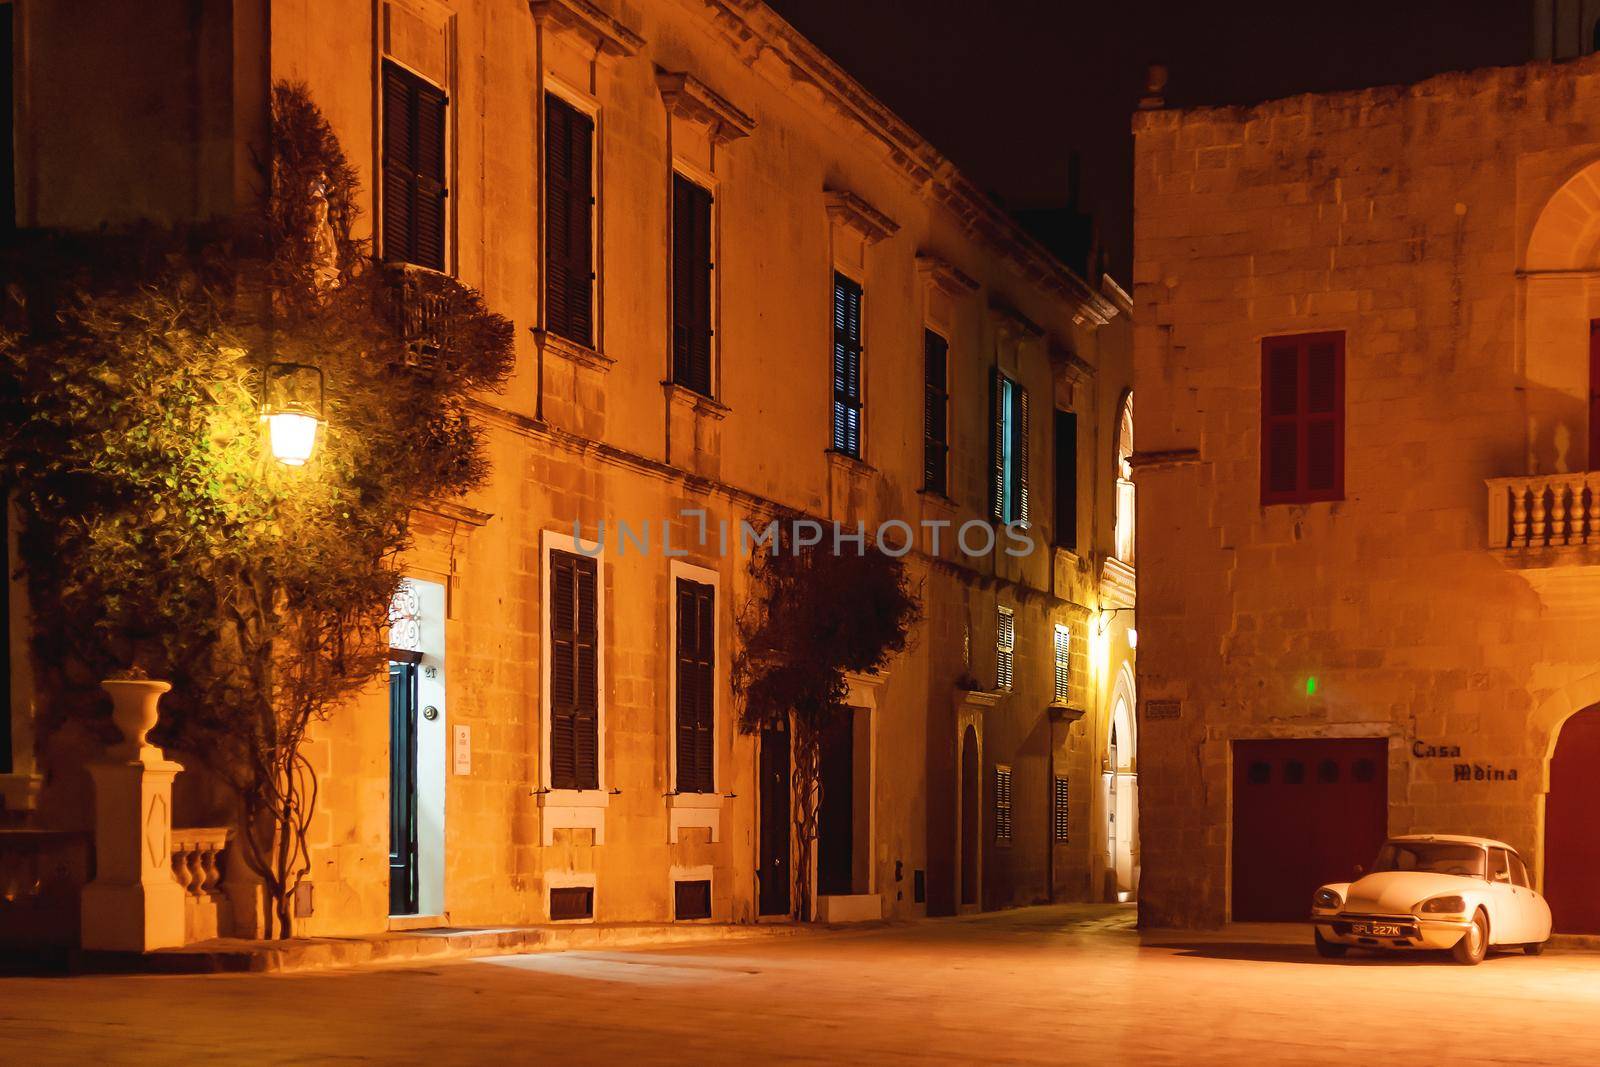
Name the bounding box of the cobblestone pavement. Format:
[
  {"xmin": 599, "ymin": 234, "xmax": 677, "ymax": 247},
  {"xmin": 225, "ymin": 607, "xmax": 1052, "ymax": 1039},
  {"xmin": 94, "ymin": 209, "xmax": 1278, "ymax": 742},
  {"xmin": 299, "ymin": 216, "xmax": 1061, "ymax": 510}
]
[{"xmin": 6, "ymin": 904, "xmax": 1600, "ymax": 1064}]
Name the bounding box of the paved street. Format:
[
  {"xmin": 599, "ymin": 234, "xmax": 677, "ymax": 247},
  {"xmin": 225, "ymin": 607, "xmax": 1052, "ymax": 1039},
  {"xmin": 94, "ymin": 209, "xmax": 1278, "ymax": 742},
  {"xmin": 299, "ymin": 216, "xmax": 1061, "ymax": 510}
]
[{"xmin": 6, "ymin": 904, "xmax": 1600, "ymax": 1064}]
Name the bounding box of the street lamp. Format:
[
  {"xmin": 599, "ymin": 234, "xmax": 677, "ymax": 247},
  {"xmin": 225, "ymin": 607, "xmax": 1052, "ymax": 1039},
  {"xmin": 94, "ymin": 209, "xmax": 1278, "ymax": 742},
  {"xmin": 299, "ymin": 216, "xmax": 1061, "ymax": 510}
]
[{"xmin": 261, "ymin": 363, "xmax": 325, "ymax": 466}]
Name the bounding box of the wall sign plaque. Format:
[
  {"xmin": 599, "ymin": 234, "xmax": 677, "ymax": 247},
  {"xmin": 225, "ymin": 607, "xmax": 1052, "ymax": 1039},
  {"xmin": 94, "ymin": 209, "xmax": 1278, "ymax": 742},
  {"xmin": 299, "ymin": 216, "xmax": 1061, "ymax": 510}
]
[{"xmin": 1146, "ymin": 700, "xmax": 1181, "ymax": 721}]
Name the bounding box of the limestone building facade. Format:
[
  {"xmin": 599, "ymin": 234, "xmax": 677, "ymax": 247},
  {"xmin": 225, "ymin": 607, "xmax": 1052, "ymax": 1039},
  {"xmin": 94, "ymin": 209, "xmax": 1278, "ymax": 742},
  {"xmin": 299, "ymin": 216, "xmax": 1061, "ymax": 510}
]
[
  {"xmin": 0, "ymin": 0, "xmax": 1134, "ymax": 940},
  {"xmin": 1134, "ymin": 51, "xmax": 1600, "ymax": 930}
]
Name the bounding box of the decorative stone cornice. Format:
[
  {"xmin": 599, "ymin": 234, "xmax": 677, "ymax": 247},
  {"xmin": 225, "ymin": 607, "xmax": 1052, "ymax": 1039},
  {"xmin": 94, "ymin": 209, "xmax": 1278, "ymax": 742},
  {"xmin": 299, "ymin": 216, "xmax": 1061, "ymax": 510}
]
[
  {"xmin": 675, "ymin": 1, "xmax": 1118, "ymax": 325},
  {"xmin": 991, "ymin": 302, "xmax": 1045, "ymax": 341},
  {"xmin": 656, "ymin": 69, "xmax": 756, "ymax": 144},
  {"xmin": 915, "ymin": 252, "xmax": 979, "ymax": 298},
  {"xmin": 530, "ymin": 0, "xmax": 644, "ymax": 59},
  {"xmin": 1128, "ymin": 448, "xmax": 1200, "ymax": 471},
  {"xmin": 824, "ymin": 188, "xmax": 899, "ymax": 244},
  {"xmin": 1049, "ymin": 342, "xmax": 1095, "ymax": 384},
  {"xmin": 1099, "ymin": 557, "xmax": 1136, "ymax": 607}
]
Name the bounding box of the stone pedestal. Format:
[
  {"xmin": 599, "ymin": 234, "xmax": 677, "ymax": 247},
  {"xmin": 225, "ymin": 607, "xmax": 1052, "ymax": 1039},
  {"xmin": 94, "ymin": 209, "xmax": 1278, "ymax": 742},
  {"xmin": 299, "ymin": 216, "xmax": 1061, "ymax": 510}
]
[{"xmin": 80, "ymin": 747, "xmax": 187, "ymax": 951}]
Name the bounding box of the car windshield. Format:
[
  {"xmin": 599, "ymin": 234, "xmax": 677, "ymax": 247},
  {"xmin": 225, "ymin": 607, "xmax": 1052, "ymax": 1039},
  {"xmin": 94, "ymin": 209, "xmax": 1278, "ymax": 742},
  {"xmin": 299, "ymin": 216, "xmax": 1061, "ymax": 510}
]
[{"xmin": 1371, "ymin": 841, "xmax": 1485, "ymax": 877}]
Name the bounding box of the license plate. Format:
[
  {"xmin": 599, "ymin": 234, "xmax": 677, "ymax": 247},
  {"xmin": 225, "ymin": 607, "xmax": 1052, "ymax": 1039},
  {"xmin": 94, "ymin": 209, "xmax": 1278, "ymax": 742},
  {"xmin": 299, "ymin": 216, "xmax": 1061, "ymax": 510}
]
[{"xmin": 1350, "ymin": 922, "xmax": 1402, "ymax": 937}]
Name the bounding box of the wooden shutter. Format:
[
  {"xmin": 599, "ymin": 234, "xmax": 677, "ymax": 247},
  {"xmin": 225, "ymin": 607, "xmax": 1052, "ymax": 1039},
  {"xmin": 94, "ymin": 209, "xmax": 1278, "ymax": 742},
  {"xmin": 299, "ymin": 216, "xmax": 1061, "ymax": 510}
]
[
  {"xmin": 675, "ymin": 578, "xmax": 715, "ymax": 794},
  {"xmin": 994, "ymin": 765, "xmax": 1013, "ymax": 843},
  {"xmin": 1261, "ymin": 331, "xmax": 1344, "ymax": 504},
  {"xmin": 545, "ymin": 94, "xmax": 595, "ymax": 346},
  {"xmin": 923, "ymin": 330, "xmax": 949, "ymax": 494},
  {"xmin": 549, "ymin": 550, "xmax": 599, "ymax": 790},
  {"xmin": 674, "ymin": 878, "xmax": 712, "ymax": 920},
  {"xmin": 672, "ymin": 175, "xmax": 715, "ymax": 397},
  {"xmin": 1012, "ymin": 384, "xmax": 1029, "ymax": 526},
  {"xmin": 996, "ymin": 607, "xmax": 1014, "ymax": 691},
  {"xmin": 1053, "ymin": 776, "xmax": 1070, "ymax": 842},
  {"xmin": 382, "ymin": 62, "xmax": 448, "ymax": 272},
  {"xmin": 990, "ymin": 368, "xmax": 1006, "ymax": 522},
  {"xmin": 831, "ymin": 273, "xmax": 863, "ymax": 457},
  {"xmin": 1053, "ymin": 409, "xmax": 1077, "ymax": 550},
  {"xmin": 1053, "ymin": 625, "xmax": 1071, "ymax": 704}
]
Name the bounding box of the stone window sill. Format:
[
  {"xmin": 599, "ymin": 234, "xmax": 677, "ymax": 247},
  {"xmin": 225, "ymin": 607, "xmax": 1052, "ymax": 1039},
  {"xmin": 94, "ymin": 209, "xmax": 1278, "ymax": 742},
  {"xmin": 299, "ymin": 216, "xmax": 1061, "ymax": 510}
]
[
  {"xmin": 537, "ymin": 788, "xmax": 609, "ymax": 808},
  {"xmin": 541, "ymin": 330, "xmax": 615, "ymax": 372},
  {"xmin": 826, "ymin": 449, "xmax": 877, "ymax": 477},
  {"xmin": 667, "ymin": 791, "xmax": 723, "ymax": 843},
  {"xmin": 662, "ymin": 381, "xmax": 730, "ymax": 420},
  {"xmin": 666, "ymin": 791, "xmax": 724, "ymax": 809}
]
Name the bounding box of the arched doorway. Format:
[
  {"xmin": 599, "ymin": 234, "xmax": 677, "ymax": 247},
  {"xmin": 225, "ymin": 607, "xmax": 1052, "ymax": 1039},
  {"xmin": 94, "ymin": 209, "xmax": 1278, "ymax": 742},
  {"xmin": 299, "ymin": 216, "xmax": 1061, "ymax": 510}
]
[
  {"xmin": 960, "ymin": 725, "xmax": 979, "ymax": 908},
  {"xmin": 1104, "ymin": 667, "xmax": 1138, "ymax": 900},
  {"xmin": 1113, "ymin": 392, "xmax": 1135, "ymax": 564},
  {"xmin": 1546, "ymin": 705, "xmax": 1600, "ymax": 933}
]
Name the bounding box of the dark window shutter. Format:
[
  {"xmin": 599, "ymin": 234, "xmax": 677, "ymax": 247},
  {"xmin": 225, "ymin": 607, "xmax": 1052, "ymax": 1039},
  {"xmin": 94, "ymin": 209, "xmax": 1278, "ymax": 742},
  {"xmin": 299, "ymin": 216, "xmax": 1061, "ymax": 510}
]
[
  {"xmin": 382, "ymin": 61, "xmax": 448, "ymax": 272},
  {"xmin": 990, "ymin": 368, "xmax": 1006, "ymax": 522},
  {"xmin": 549, "ymin": 886, "xmax": 594, "ymax": 920},
  {"xmin": 923, "ymin": 330, "xmax": 949, "ymax": 494},
  {"xmin": 831, "ymin": 274, "xmax": 863, "ymax": 457},
  {"xmin": 1053, "ymin": 409, "xmax": 1078, "ymax": 550},
  {"xmin": 672, "ymin": 175, "xmax": 714, "ymax": 397},
  {"xmin": 1012, "ymin": 384, "xmax": 1029, "ymax": 526},
  {"xmin": 1053, "ymin": 776, "xmax": 1070, "ymax": 842},
  {"xmin": 1261, "ymin": 332, "xmax": 1344, "ymax": 503},
  {"xmin": 675, "ymin": 578, "xmax": 715, "ymax": 794},
  {"xmin": 674, "ymin": 879, "xmax": 712, "ymax": 920},
  {"xmin": 549, "ymin": 550, "xmax": 599, "ymax": 790},
  {"xmin": 545, "ymin": 94, "xmax": 595, "ymax": 346}
]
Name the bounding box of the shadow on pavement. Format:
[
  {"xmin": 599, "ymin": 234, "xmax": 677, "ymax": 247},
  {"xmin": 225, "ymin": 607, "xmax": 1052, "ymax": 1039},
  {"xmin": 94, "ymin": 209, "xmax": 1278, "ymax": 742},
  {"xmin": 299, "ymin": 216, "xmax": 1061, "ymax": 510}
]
[{"xmin": 1146, "ymin": 941, "xmax": 1455, "ymax": 966}]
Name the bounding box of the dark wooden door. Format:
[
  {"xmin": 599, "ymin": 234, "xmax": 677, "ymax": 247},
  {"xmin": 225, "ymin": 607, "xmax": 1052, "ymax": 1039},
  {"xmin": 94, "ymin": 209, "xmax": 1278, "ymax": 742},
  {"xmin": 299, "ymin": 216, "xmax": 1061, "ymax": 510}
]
[
  {"xmin": 818, "ymin": 714, "xmax": 855, "ymax": 896},
  {"xmin": 389, "ymin": 660, "xmax": 419, "ymax": 916},
  {"xmin": 1547, "ymin": 707, "xmax": 1600, "ymax": 933},
  {"xmin": 1231, "ymin": 738, "xmax": 1387, "ymax": 921},
  {"xmin": 1590, "ymin": 322, "xmax": 1600, "ymax": 468},
  {"xmin": 758, "ymin": 723, "xmax": 791, "ymax": 916},
  {"xmin": 960, "ymin": 726, "xmax": 979, "ymax": 907}
]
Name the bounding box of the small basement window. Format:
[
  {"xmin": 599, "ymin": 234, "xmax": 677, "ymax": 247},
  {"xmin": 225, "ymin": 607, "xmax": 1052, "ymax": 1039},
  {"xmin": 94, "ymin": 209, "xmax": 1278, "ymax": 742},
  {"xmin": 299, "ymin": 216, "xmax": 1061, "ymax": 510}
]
[
  {"xmin": 549, "ymin": 885, "xmax": 594, "ymax": 921},
  {"xmin": 674, "ymin": 879, "xmax": 712, "ymax": 921}
]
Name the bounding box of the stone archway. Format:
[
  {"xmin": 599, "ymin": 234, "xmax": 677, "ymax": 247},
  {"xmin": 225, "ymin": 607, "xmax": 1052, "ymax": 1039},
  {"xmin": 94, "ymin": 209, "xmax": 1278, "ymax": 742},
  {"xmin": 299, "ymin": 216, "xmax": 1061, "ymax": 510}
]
[
  {"xmin": 1104, "ymin": 663, "xmax": 1138, "ymax": 900},
  {"xmin": 1546, "ymin": 702, "xmax": 1600, "ymax": 933}
]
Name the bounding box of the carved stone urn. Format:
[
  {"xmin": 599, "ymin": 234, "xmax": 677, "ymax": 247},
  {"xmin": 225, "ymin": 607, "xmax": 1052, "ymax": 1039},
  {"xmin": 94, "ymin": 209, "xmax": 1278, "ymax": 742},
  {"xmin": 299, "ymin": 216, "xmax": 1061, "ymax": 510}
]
[{"xmin": 100, "ymin": 678, "xmax": 173, "ymax": 753}]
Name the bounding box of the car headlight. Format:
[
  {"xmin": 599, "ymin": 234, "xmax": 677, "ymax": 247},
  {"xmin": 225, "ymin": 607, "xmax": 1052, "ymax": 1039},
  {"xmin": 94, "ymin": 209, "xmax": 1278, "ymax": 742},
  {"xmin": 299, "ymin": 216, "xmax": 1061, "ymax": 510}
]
[
  {"xmin": 1419, "ymin": 895, "xmax": 1466, "ymax": 915},
  {"xmin": 1312, "ymin": 887, "xmax": 1343, "ymax": 910}
]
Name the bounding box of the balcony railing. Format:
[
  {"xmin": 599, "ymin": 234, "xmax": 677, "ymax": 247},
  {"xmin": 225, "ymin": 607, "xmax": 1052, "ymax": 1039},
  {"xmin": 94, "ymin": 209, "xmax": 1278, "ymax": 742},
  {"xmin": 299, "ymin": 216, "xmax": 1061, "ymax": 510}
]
[{"xmin": 1485, "ymin": 472, "xmax": 1600, "ymax": 550}]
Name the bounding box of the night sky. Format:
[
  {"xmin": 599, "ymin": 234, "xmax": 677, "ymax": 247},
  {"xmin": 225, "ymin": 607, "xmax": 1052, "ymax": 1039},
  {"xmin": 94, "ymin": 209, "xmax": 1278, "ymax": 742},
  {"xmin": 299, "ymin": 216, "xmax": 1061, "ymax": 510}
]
[{"xmin": 766, "ymin": 0, "xmax": 1531, "ymax": 280}]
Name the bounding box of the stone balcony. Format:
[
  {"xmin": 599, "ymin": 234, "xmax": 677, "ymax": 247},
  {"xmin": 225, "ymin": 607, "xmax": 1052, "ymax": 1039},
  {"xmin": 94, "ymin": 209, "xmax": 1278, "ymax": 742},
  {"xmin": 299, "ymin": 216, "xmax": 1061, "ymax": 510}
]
[{"xmin": 1486, "ymin": 471, "xmax": 1600, "ymax": 614}]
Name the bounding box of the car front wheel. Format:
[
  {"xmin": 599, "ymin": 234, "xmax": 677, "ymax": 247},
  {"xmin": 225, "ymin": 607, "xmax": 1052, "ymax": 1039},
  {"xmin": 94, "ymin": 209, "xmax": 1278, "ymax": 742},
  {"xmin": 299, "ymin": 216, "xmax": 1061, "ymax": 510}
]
[
  {"xmin": 1452, "ymin": 910, "xmax": 1488, "ymax": 965},
  {"xmin": 1314, "ymin": 929, "xmax": 1348, "ymax": 959}
]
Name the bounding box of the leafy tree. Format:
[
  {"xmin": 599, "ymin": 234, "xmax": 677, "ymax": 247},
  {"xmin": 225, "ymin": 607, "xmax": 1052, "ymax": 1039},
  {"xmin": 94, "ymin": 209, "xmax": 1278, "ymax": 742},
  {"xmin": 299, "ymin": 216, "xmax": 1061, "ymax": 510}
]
[
  {"xmin": 0, "ymin": 83, "xmax": 514, "ymax": 938},
  {"xmin": 731, "ymin": 532, "xmax": 921, "ymax": 920}
]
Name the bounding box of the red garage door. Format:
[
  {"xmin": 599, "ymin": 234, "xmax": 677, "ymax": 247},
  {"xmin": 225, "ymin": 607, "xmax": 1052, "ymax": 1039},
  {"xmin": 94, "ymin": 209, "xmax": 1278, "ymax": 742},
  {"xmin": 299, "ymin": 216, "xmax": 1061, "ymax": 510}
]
[
  {"xmin": 1232, "ymin": 738, "xmax": 1389, "ymax": 922},
  {"xmin": 1546, "ymin": 706, "xmax": 1600, "ymax": 934}
]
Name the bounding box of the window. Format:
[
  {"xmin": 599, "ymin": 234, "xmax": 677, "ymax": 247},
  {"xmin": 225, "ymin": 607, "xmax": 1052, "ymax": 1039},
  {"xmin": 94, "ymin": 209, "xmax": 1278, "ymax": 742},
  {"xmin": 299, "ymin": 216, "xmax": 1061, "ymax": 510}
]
[
  {"xmin": 1113, "ymin": 392, "xmax": 1134, "ymax": 562},
  {"xmin": 990, "ymin": 370, "xmax": 1029, "ymax": 525},
  {"xmin": 1261, "ymin": 332, "xmax": 1344, "ymax": 504},
  {"xmin": 1509, "ymin": 851, "xmax": 1532, "ymax": 889},
  {"xmin": 545, "ymin": 93, "xmax": 595, "ymax": 346},
  {"xmin": 995, "ymin": 606, "xmax": 1015, "ymax": 691},
  {"xmin": 674, "ymin": 578, "xmax": 715, "ymax": 794},
  {"xmin": 549, "ymin": 549, "xmax": 599, "ymax": 790},
  {"xmin": 382, "ymin": 61, "xmax": 448, "ymax": 272},
  {"xmin": 674, "ymin": 879, "xmax": 712, "ymax": 920},
  {"xmin": 1052, "ymin": 624, "xmax": 1071, "ymax": 703},
  {"xmin": 831, "ymin": 273, "xmax": 864, "ymax": 457},
  {"xmin": 923, "ymin": 330, "xmax": 949, "ymax": 494},
  {"xmin": 1053, "ymin": 776, "xmax": 1070, "ymax": 842},
  {"xmin": 1053, "ymin": 409, "xmax": 1077, "ymax": 550},
  {"xmin": 671, "ymin": 174, "xmax": 714, "ymax": 396},
  {"xmin": 1490, "ymin": 848, "xmax": 1512, "ymax": 885},
  {"xmin": 993, "ymin": 765, "xmax": 1013, "ymax": 844}
]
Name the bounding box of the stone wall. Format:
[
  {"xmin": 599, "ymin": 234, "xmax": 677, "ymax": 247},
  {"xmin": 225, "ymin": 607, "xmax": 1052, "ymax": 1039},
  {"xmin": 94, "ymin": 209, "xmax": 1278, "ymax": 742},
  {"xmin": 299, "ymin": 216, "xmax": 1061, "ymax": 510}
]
[{"xmin": 1133, "ymin": 54, "xmax": 1600, "ymax": 927}]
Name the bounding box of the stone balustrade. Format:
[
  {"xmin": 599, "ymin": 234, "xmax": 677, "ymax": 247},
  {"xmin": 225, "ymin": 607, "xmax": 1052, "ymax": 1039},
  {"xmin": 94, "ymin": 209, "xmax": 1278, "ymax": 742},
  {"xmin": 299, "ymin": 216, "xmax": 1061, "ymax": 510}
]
[
  {"xmin": 171, "ymin": 827, "xmax": 229, "ymax": 897},
  {"xmin": 0, "ymin": 829, "xmax": 91, "ymax": 948},
  {"xmin": 1485, "ymin": 472, "xmax": 1600, "ymax": 550},
  {"xmin": 171, "ymin": 827, "xmax": 233, "ymax": 943}
]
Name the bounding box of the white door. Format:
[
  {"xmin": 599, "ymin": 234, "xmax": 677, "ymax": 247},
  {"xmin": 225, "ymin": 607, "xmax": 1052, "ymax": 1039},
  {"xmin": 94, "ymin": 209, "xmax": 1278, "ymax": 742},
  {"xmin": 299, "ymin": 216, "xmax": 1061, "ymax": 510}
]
[{"xmin": 1486, "ymin": 847, "xmax": 1524, "ymax": 945}]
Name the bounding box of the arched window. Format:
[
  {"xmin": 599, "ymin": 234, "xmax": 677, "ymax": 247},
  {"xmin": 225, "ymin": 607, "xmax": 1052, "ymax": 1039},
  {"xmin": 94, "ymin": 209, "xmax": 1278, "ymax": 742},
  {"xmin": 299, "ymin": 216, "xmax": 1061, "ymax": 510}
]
[{"xmin": 1113, "ymin": 391, "xmax": 1135, "ymax": 564}]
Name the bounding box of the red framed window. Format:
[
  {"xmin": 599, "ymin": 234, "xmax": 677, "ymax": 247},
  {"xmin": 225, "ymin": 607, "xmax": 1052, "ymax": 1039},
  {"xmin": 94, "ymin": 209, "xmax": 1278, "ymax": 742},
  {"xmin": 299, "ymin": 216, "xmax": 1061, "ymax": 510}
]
[{"xmin": 1260, "ymin": 331, "xmax": 1344, "ymax": 504}]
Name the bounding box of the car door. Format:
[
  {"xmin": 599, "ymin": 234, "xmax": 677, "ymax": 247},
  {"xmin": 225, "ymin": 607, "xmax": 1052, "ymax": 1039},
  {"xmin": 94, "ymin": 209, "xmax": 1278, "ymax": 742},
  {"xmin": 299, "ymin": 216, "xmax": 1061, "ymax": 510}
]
[
  {"xmin": 1486, "ymin": 847, "xmax": 1524, "ymax": 944},
  {"xmin": 1509, "ymin": 849, "xmax": 1551, "ymax": 943}
]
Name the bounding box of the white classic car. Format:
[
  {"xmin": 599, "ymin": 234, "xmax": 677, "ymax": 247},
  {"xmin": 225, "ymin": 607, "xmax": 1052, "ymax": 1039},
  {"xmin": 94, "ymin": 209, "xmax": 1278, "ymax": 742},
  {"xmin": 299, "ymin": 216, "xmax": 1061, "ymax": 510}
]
[{"xmin": 1310, "ymin": 834, "xmax": 1552, "ymax": 965}]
